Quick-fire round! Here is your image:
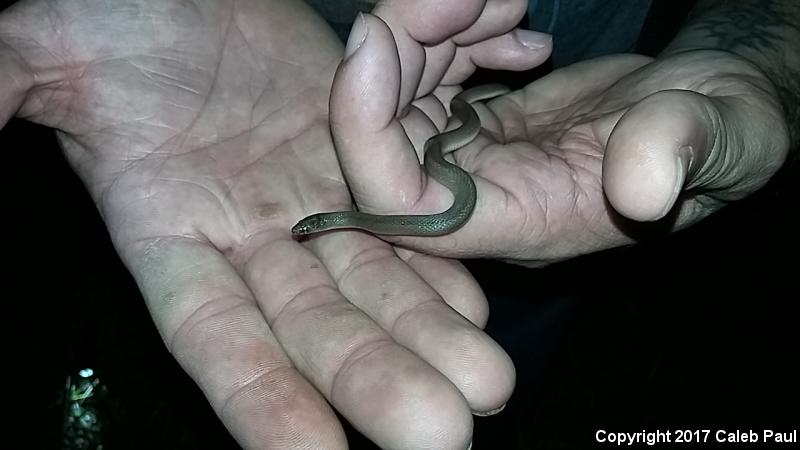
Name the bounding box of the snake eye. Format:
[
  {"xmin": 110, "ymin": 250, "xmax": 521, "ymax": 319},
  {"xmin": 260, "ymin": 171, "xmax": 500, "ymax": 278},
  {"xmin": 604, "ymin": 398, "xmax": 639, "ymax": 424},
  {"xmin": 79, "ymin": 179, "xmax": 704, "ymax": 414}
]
[
  {"xmin": 291, "ymin": 220, "xmax": 310, "ymax": 235},
  {"xmin": 292, "ymin": 215, "xmax": 322, "ymax": 235}
]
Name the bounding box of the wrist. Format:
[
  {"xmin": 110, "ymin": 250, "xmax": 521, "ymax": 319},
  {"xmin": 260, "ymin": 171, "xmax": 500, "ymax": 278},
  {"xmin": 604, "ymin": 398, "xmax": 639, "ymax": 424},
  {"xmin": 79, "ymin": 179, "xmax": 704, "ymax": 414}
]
[{"xmin": 661, "ymin": 0, "xmax": 800, "ymax": 157}]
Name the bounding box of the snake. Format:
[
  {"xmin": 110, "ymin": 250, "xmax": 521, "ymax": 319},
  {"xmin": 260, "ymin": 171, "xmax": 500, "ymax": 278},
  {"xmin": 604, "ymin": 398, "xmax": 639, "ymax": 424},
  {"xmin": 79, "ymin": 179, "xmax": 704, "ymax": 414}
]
[{"xmin": 291, "ymin": 84, "xmax": 510, "ymax": 237}]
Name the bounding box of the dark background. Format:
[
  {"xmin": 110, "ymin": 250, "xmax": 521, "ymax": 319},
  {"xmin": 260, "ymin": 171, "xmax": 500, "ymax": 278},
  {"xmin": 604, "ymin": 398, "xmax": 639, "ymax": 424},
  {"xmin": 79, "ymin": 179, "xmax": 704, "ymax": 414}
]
[{"xmin": 4, "ymin": 0, "xmax": 798, "ymax": 448}]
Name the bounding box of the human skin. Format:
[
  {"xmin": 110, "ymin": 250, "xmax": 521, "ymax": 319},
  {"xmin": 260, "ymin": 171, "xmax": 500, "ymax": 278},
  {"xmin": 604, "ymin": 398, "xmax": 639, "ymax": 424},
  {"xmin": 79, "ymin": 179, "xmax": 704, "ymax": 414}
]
[
  {"xmin": 0, "ymin": 0, "xmax": 550, "ymax": 448},
  {"xmin": 330, "ymin": 0, "xmax": 796, "ymax": 266}
]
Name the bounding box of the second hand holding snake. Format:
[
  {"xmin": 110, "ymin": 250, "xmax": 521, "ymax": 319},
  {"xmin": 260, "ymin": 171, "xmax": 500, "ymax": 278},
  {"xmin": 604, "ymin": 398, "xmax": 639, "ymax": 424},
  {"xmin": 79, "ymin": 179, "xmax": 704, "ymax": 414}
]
[{"xmin": 291, "ymin": 84, "xmax": 510, "ymax": 237}]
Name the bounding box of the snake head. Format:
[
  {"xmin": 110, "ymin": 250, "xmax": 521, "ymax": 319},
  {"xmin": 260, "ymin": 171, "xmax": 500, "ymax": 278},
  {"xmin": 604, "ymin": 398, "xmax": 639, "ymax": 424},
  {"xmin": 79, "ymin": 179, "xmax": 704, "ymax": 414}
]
[{"xmin": 291, "ymin": 214, "xmax": 326, "ymax": 236}]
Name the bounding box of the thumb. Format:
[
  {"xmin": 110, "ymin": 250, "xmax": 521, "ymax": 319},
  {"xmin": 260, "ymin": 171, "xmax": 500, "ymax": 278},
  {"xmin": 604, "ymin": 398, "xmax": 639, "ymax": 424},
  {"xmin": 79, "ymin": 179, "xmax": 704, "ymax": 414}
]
[
  {"xmin": 0, "ymin": 38, "xmax": 33, "ymax": 128},
  {"xmin": 602, "ymin": 89, "xmax": 788, "ymax": 222}
]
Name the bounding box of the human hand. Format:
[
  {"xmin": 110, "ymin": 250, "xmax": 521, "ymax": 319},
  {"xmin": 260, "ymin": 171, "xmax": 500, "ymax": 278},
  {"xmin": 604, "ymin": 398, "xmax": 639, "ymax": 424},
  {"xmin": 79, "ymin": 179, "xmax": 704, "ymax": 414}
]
[
  {"xmin": 0, "ymin": 0, "xmax": 516, "ymax": 447},
  {"xmin": 331, "ymin": 11, "xmax": 789, "ymax": 266}
]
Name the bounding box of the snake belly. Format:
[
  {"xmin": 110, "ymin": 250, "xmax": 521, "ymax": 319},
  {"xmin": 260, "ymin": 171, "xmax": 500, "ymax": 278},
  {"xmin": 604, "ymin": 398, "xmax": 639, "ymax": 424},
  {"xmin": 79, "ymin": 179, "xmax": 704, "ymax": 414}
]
[{"xmin": 291, "ymin": 84, "xmax": 510, "ymax": 237}]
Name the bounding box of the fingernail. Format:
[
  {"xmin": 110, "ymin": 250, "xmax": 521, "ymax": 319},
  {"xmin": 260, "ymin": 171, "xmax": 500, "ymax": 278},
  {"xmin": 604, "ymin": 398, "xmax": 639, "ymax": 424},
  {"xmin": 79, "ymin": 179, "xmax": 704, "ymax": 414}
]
[
  {"xmin": 345, "ymin": 12, "xmax": 369, "ymax": 60},
  {"xmin": 473, "ymin": 403, "xmax": 506, "ymax": 417},
  {"xmin": 514, "ymin": 29, "xmax": 551, "ymax": 50},
  {"xmin": 658, "ymin": 146, "xmax": 693, "ymax": 218}
]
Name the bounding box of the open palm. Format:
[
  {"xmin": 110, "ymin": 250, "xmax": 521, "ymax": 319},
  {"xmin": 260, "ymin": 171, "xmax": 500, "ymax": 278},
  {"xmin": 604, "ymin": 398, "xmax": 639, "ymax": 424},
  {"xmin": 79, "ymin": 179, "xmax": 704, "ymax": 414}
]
[
  {"xmin": 331, "ymin": 10, "xmax": 787, "ymax": 266},
  {"xmin": 0, "ymin": 0, "xmax": 531, "ymax": 448}
]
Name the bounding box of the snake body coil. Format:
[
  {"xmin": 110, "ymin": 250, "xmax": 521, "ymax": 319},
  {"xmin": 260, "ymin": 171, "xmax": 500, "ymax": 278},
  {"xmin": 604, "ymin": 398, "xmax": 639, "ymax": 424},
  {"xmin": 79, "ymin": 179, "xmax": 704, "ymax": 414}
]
[{"xmin": 291, "ymin": 84, "xmax": 510, "ymax": 237}]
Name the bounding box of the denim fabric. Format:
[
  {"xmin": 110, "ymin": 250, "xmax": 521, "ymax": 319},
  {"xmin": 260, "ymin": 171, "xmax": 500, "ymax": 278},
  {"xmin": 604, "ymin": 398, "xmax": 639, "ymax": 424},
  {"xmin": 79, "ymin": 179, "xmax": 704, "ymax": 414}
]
[
  {"xmin": 304, "ymin": 0, "xmax": 376, "ymax": 43},
  {"xmin": 527, "ymin": 0, "xmax": 653, "ymax": 66},
  {"xmin": 305, "ymin": 0, "xmax": 654, "ymax": 66}
]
